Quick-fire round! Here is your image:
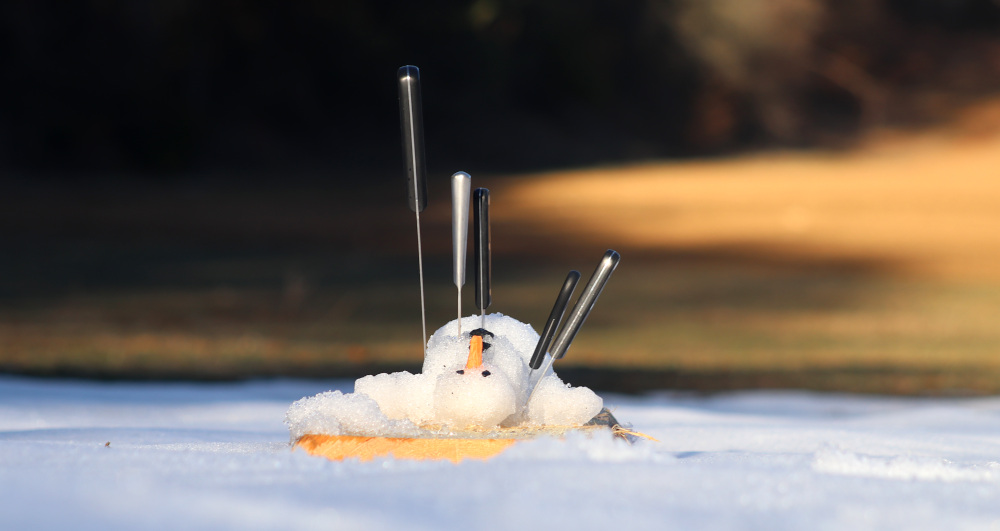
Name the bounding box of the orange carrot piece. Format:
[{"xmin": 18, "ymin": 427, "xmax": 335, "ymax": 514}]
[{"xmin": 466, "ymin": 335, "xmax": 483, "ymax": 369}]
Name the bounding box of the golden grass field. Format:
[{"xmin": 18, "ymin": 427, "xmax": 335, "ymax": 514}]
[
  {"xmin": 3, "ymin": 105, "xmax": 1000, "ymax": 393},
  {"xmin": 490, "ymin": 126, "xmax": 1000, "ymax": 387}
]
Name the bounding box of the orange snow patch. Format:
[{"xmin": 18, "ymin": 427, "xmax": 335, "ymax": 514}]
[{"xmin": 294, "ymin": 434, "xmax": 517, "ymax": 463}]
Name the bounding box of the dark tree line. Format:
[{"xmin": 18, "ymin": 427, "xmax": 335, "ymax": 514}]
[{"xmin": 1, "ymin": 0, "xmax": 998, "ymax": 176}]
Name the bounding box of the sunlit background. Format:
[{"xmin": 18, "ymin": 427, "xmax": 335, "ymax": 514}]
[{"xmin": 2, "ymin": 0, "xmax": 999, "ymax": 393}]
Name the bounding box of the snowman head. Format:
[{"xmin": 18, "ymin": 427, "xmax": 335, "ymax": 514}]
[{"xmin": 432, "ymin": 334, "xmax": 516, "ymax": 429}]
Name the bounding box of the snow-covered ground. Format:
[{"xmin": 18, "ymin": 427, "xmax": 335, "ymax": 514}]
[{"xmin": 2, "ymin": 376, "xmax": 1000, "ymax": 530}]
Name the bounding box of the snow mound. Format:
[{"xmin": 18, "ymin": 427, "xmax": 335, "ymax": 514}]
[
  {"xmin": 526, "ymin": 374, "xmax": 604, "ymax": 426},
  {"xmin": 285, "ymin": 390, "xmax": 421, "ymax": 441}
]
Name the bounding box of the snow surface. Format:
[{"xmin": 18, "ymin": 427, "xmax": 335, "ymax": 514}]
[{"xmin": 3, "ymin": 375, "xmax": 1000, "ymax": 530}]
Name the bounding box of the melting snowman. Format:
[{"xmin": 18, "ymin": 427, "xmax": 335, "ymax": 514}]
[{"xmin": 286, "ymin": 314, "xmax": 605, "ymax": 439}]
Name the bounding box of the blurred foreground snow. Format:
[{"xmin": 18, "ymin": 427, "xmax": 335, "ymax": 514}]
[{"xmin": 2, "ymin": 376, "xmax": 1000, "ymax": 530}]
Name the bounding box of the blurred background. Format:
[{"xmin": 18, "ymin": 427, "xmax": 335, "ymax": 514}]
[{"xmin": 2, "ymin": 0, "xmax": 1000, "ymax": 393}]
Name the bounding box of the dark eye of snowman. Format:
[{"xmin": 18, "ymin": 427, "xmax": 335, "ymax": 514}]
[
  {"xmin": 456, "ymin": 370, "xmax": 465, "ymax": 375},
  {"xmin": 482, "ymin": 370, "xmax": 491, "ymax": 377}
]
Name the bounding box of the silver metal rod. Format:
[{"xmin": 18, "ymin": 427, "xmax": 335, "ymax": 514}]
[
  {"xmin": 528, "ymin": 270, "xmax": 580, "ymax": 370},
  {"xmin": 451, "ymin": 171, "xmax": 472, "ymax": 335},
  {"xmin": 414, "ymin": 210, "xmax": 427, "ymax": 355},
  {"xmin": 398, "ymin": 65, "xmax": 429, "ymax": 356},
  {"xmin": 473, "ymin": 188, "xmax": 491, "ymax": 331},
  {"xmin": 548, "ymin": 250, "xmax": 620, "ymax": 361},
  {"xmin": 526, "ymin": 250, "xmax": 620, "ymax": 406}
]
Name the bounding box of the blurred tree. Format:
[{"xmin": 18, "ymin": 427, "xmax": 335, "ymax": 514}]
[{"xmin": 0, "ymin": 0, "xmax": 997, "ymax": 176}]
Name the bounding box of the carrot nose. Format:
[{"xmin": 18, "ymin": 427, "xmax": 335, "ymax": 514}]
[{"xmin": 465, "ymin": 335, "xmax": 484, "ymax": 369}]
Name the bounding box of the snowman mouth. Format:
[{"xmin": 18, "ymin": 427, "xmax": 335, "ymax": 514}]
[{"xmin": 455, "ymin": 369, "xmax": 491, "ymax": 377}]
